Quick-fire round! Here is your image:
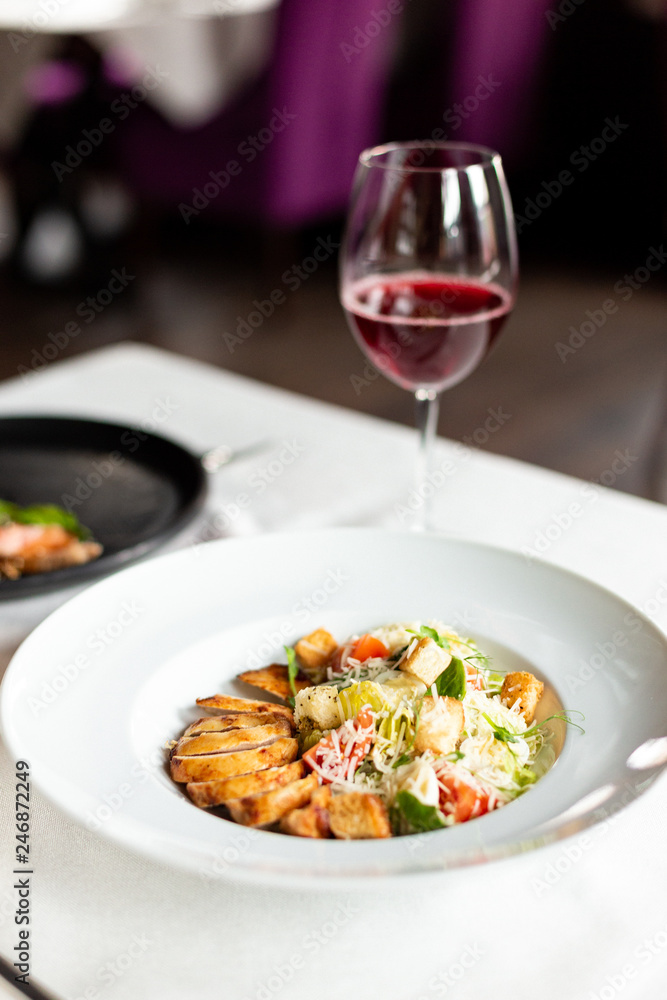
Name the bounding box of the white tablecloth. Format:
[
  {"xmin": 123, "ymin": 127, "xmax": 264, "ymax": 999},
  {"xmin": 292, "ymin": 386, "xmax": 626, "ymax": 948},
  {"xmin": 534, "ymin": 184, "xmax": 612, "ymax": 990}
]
[{"xmin": 1, "ymin": 343, "xmax": 667, "ymax": 1000}]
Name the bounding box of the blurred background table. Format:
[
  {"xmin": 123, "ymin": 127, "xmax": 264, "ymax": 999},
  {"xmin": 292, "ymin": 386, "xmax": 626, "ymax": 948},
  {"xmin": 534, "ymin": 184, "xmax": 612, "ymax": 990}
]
[{"xmin": 1, "ymin": 343, "xmax": 667, "ymax": 1000}]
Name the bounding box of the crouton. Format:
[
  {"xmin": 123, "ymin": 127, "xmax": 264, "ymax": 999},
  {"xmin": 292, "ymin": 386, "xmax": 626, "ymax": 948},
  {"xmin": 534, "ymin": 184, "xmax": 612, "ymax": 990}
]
[
  {"xmin": 400, "ymin": 637, "xmax": 451, "ymax": 687},
  {"xmin": 187, "ymin": 761, "xmax": 305, "ymax": 808},
  {"xmin": 170, "ymin": 737, "xmax": 298, "ymax": 783},
  {"xmin": 227, "ymin": 773, "xmax": 319, "ymax": 827},
  {"xmin": 182, "ymin": 712, "xmax": 292, "ymax": 737},
  {"xmin": 237, "ymin": 664, "xmax": 311, "ymax": 702},
  {"xmin": 195, "ymin": 694, "xmax": 294, "ymax": 723},
  {"xmin": 414, "ymin": 696, "xmax": 465, "ymax": 755},
  {"xmin": 328, "ymin": 792, "xmax": 392, "ymax": 839},
  {"xmin": 279, "ymin": 786, "xmax": 332, "ymax": 838},
  {"xmin": 500, "ymin": 671, "xmax": 544, "ymax": 723},
  {"xmin": 294, "ymin": 685, "xmax": 342, "ymax": 731},
  {"xmin": 174, "ymin": 718, "xmax": 291, "ymax": 757},
  {"xmin": 294, "ymin": 628, "xmax": 338, "ymax": 677}
]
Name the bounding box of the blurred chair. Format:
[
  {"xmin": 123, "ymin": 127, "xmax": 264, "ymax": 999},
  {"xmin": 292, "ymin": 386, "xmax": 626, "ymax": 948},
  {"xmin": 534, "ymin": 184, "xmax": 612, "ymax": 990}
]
[{"xmin": 113, "ymin": 0, "xmax": 400, "ymax": 226}]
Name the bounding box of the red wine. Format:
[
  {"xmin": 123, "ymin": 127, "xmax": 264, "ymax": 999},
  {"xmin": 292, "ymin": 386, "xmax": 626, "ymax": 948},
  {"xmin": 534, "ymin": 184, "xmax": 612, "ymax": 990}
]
[{"xmin": 342, "ymin": 273, "xmax": 512, "ymax": 391}]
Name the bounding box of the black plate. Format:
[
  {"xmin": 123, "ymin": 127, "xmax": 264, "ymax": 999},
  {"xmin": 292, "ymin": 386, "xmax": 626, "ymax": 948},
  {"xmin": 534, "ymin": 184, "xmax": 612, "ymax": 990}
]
[{"xmin": 0, "ymin": 416, "xmax": 207, "ymax": 600}]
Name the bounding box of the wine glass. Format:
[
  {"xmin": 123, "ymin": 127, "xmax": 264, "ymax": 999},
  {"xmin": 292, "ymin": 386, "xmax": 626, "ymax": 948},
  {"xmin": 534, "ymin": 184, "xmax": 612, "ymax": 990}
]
[{"xmin": 340, "ymin": 141, "xmax": 518, "ymax": 530}]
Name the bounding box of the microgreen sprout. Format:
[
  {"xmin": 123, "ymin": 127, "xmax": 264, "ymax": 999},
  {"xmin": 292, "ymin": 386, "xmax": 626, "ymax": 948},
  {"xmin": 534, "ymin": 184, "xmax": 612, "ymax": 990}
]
[{"xmin": 285, "ymin": 645, "xmax": 299, "ymax": 707}]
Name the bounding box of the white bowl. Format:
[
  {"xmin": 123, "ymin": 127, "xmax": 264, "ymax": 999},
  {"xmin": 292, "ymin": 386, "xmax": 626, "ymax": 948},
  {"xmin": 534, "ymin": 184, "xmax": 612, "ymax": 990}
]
[{"xmin": 2, "ymin": 528, "xmax": 667, "ymax": 885}]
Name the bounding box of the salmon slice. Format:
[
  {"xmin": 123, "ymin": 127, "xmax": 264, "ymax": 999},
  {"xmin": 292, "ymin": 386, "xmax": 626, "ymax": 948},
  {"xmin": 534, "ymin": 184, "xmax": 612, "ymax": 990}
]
[{"xmin": 0, "ymin": 523, "xmax": 102, "ymax": 579}]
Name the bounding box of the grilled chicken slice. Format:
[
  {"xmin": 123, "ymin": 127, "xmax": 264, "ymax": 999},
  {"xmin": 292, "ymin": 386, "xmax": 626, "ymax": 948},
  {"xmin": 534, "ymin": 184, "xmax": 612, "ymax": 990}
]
[
  {"xmin": 182, "ymin": 712, "xmax": 293, "ymax": 738},
  {"xmin": 187, "ymin": 761, "xmax": 306, "ymax": 808},
  {"xmin": 174, "ymin": 719, "xmax": 291, "ymax": 757},
  {"xmin": 237, "ymin": 664, "xmax": 311, "ymax": 702},
  {"xmin": 196, "ymin": 694, "xmax": 294, "ymax": 722},
  {"xmin": 279, "ymin": 786, "xmax": 332, "ymax": 838},
  {"xmin": 170, "ymin": 737, "xmax": 298, "ymax": 783},
  {"xmin": 226, "ymin": 773, "xmax": 318, "ymax": 827}
]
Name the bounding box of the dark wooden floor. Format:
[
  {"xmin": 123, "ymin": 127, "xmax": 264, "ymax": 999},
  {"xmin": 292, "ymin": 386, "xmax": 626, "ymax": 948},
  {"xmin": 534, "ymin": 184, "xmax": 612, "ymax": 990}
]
[{"xmin": 0, "ymin": 236, "xmax": 666, "ymax": 502}]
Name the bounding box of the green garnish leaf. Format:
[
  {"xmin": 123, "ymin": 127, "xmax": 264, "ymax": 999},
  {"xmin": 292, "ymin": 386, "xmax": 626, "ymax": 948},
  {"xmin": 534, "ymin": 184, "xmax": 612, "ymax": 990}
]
[
  {"xmin": 434, "ymin": 657, "xmax": 467, "ymax": 700},
  {"xmin": 523, "ymin": 710, "xmax": 586, "ymax": 739},
  {"xmin": 285, "ymin": 645, "xmax": 299, "ymax": 702},
  {"xmin": 391, "ymin": 791, "xmax": 446, "ymax": 835},
  {"xmin": 391, "ymin": 753, "xmax": 413, "ymax": 769},
  {"xmin": 515, "ymin": 766, "xmax": 537, "ymax": 788},
  {"xmin": 483, "ymin": 710, "xmax": 586, "ymax": 745},
  {"xmin": 408, "ymin": 625, "xmax": 451, "ymax": 650},
  {"xmin": 0, "ymin": 499, "xmax": 90, "ymax": 539},
  {"xmin": 482, "ymin": 712, "xmax": 521, "ymax": 743}
]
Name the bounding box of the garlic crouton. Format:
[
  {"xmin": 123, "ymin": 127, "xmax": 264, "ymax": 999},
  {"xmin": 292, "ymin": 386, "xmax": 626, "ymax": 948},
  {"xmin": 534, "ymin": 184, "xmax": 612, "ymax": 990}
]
[
  {"xmin": 279, "ymin": 786, "xmax": 332, "ymax": 838},
  {"xmin": 294, "ymin": 685, "xmax": 342, "ymax": 731},
  {"xmin": 328, "ymin": 792, "xmax": 391, "ymax": 839},
  {"xmin": 500, "ymin": 671, "xmax": 544, "ymax": 724},
  {"xmin": 294, "ymin": 628, "xmax": 338, "ymax": 677},
  {"xmin": 400, "ymin": 637, "xmax": 451, "ymax": 687},
  {"xmin": 414, "ymin": 696, "xmax": 465, "ymax": 755}
]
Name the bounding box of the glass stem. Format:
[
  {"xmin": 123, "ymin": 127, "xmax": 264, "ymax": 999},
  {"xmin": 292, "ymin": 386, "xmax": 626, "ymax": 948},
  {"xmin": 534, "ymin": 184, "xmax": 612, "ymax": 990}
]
[{"xmin": 413, "ymin": 388, "xmax": 440, "ymax": 532}]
